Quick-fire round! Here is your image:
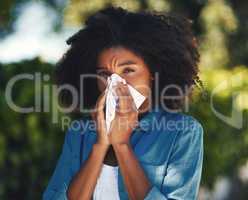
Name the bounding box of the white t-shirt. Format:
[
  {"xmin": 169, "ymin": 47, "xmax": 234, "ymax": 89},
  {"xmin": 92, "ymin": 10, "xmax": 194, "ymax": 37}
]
[{"xmin": 93, "ymin": 164, "xmax": 120, "ymax": 200}]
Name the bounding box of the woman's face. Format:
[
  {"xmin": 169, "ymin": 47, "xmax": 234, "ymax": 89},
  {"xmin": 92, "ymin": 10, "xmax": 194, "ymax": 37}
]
[{"xmin": 96, "ymin": 46, "xmax": 153, "ymax": 112}]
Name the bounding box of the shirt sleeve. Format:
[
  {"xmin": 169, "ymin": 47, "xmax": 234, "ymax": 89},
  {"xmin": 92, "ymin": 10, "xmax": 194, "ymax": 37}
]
[
  {"xmin": 144, "ymin": 118, "xmax": 204, "ymax": 200},
  {"xmin": 42, "ymin": 128, "xmax": 74, "ymax": 200}
]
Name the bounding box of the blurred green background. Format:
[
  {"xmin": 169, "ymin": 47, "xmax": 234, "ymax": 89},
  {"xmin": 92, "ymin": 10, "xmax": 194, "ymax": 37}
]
[{"xmin": 0, "ymin": 0, "xmax": 248, "ymax": 199}]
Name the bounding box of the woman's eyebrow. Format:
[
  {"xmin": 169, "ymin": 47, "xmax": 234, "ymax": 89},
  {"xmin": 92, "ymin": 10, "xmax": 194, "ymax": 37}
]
[
  {"xmin": 98, "ymin": 60, "xmax": 137, "ymax": 69},
  {"xmin": 117, "ymin": 60, "xmax": 137, "ymax": 67}
]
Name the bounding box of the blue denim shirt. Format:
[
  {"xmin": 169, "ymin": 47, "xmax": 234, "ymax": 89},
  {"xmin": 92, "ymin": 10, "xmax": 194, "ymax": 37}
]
[{"xmin": 43, "ymin": 107, "xmax": 204, "ymax": 200}]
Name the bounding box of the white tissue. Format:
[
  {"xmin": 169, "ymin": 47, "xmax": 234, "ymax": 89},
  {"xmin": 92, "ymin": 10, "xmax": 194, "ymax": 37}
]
[{"xmin": 105, "ymin": 73, "xmax": 146, "ymax": 134}]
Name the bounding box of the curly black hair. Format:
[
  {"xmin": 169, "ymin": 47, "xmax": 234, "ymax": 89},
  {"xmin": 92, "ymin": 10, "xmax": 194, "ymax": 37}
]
[{"xmin": 54, "ymin": 6, "xmax": 201, "ymax": 112}]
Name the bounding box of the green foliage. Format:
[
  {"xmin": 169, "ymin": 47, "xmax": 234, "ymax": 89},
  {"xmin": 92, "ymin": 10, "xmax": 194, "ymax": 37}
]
[
  {"xmin": 199, "ymin": 0, "xmax": 238, "ymax": 68},
  {"xmin": 0, "ymin": 58, "xmax": 66, "ymax": 199},
  {"xmin": 188, "ymin": 67, "xmax": 248, "ymax": 188}
]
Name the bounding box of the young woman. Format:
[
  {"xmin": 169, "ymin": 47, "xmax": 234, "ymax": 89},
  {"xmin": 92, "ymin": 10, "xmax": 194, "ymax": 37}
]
[{"xmin": 43, "ymin": 6, "xmax": 204, "ymax": 200}]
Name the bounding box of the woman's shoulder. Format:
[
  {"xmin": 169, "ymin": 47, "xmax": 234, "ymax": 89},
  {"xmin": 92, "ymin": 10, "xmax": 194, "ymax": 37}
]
[
  {"xmin": 64, "ymin": 114, "xmax": 95, "ymax": 142},
  {"xmin": 159, "ymin": 109, "xmax": 204, "ymax": 136},
  {"xmin": 59, "ymin": 114, "xmax": 96, "ymax": 159}
]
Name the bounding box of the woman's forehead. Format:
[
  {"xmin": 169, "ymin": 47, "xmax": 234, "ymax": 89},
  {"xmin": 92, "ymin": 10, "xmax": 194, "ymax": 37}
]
[{"xmin": 97, "ymin": 46, "xmax": 144, "ymax": 68}]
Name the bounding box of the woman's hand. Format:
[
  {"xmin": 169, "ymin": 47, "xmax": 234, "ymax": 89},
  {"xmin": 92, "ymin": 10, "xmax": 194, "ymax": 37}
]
[
  {"xmin": 91, "ymin": 90, "xmax": 110, "ymax": 147},
  {"xmin": 109, "ymin": 82, "xmax": 139, "ymax": 146}
]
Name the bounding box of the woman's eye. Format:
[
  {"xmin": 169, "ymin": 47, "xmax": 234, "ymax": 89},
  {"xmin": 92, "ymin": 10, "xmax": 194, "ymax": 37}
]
[
  {"xmin": 123, "ymin": 68, "xmax": 135, "ymax": 74},
  {"xmin": 97, "ymin": 71, "xmax": 110, "ymax": 78}
]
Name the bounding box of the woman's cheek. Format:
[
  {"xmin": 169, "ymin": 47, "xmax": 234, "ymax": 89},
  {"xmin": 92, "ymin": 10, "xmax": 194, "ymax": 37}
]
[
  {"xmin": 97, "ymin": 79, "xmax": 107, "ymax": 92},
  {"xmin": 130, "ymin": 81, "xmax": 151, "ymax": 98},
  {"xmin": 132, "ymin": 73, "xmax": 151, "ymax": 93}
]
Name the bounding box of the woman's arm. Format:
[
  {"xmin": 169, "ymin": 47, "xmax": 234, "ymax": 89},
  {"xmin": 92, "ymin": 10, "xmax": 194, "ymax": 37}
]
[
  {"xmin": 113, "ymin": 143, "xmax": 151, "ymax": 200},
  {"xmin": 67, "ymin": 91, "xmax": 110, "ymax": 200},
  {"xmin": 108, "ymin": 82, "xmax": 151, "ymax": 199},
  {"xmin": 43, "ymin": 91, "xmax": 110, "ymax": 200},
  {"xmin": 43, "ymin": 130, "xmax": 109, "ymax": 200},
  {"xmin": 67, "ymin": 143, "xmax": 109, "ymax": 200}
]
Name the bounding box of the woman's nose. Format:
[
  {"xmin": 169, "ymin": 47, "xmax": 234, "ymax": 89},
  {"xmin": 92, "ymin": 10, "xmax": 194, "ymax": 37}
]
[
  {"xmin": 108, "ymin": 71, "xmax": 119, "ymax": 78},
  {"xmin": 109, "ymin": 72, "xmax": 125, "ymax": 81}
]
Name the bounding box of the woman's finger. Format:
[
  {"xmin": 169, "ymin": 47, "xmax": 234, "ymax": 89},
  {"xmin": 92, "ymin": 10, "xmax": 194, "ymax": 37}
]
[
  {"xmin": 96, "ymin": 91, "xmax": 107, "ymax": 131},
  {"xmin": 115, "ymin": 83, "xmax": 132, "ymax": 114},
  {"xmin": 97, "ymin": 91, "xmax": 106, "ymax": 118},
  {"xmin": 119, "ymin": 83, "xmax": 130, "ymax": 96},
  {"xmin": 115, "ymin": 85, "xmax": 125, "ymax": 113},
  {"xmin": 119, "ymin": 83, "xmax": 136, "ymax": 112}
]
